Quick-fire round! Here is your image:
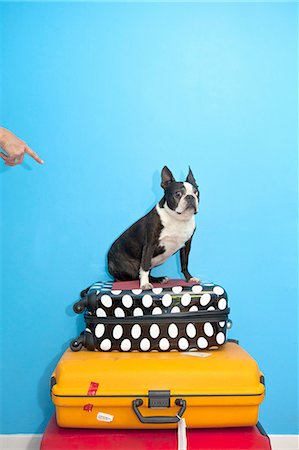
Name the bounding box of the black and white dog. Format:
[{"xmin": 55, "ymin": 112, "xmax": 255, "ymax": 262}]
[{"xmin": 108, "ymin": 166, "xmax": 200, "ymax": 290}]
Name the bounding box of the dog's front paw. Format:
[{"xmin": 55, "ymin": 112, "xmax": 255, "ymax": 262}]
[
  {"xmin": 141, "ymin": 283, "xmax": 154, "ymax": 290},
  {"xmin": 189, "ymin": 277, "xmax": 201, "ymax": 283}
]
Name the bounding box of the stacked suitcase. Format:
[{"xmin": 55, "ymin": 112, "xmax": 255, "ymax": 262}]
[
  {"xmin": 41, "ymin": 279, "xmax": 271, "ymax": 450},
  {"xmin": 70, "ymin": 279, "xmax": 231, "ymax": 353}
]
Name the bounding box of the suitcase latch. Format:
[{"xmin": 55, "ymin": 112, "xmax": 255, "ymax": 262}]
[{"xmin": 148, "ymin": 390, "xmax": 170, "ymax": 409}]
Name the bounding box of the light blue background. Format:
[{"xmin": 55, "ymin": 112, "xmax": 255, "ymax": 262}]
[{"xmin": 0, "ymin": 1, "xmax": 297, "ymax": 435}]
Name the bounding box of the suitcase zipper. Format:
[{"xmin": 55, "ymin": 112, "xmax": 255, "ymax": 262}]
[
  {"xmin": 52, "ymin": 391, "xmax": 263, "ymax": 398},
  {"xmin": 84, "ymin": 308, "xmax": 230, "ymax": 324}
]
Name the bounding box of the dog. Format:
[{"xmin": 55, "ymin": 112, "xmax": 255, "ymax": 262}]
[{"xmin": 108, "ymin": 166, "xmax": 200, "ymax": 290}]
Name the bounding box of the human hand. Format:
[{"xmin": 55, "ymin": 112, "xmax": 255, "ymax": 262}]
[{"xmin": 0, "ymin": 127, "xmax": 44, "ymax": 166}]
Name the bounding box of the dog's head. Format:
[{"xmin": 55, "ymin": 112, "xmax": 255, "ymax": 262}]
[{"xmin": 160, "ymin": 166, "xmax": 199, "ymax": 218}]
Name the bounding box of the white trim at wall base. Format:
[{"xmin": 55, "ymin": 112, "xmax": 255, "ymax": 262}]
[
  {"xmin": 0, "ymin": 434, "xmax": 43, "ymax": 450},
  {"xmin": 0, "ymin": 433, "xmax": 298, "ymax": 450},
  {"xmin": 270, "ymin": 435, "xmax": 299, "ymax": 450}
]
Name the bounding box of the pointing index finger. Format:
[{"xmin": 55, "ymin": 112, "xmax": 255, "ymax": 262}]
[
  {"xmin": 0, "ymin": 152, "xmax": 9, "ymax": 161},
  {"xmin": 25, "ymin": 145, "xmax": 44, "ymax": 164}
]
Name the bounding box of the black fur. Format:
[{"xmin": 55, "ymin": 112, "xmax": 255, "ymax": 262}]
[{"xmin": 108, "ymin": 207, "xmax": 164, "ymax": 281}]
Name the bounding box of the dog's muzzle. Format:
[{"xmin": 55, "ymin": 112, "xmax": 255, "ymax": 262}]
[
  {"xmin": 186, "ymin": 195, "xmax": 197, "ymax": 210},
  {"xmin": 177, "ymin": 195, "xmax": 198, "ymax": 215}
]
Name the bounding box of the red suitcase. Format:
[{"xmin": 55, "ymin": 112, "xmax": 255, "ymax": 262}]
[{"xmin": 40, "ymin": 415, "xmax": 272, "ymax": 449}]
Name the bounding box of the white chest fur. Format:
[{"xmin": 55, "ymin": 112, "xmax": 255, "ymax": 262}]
[{"xmin": 151, "ymin": 204, "xmax": 196, "ymax": 268}]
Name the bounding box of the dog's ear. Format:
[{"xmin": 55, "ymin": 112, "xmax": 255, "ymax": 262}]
[
  {"xmin": 161, "ymin": 166, "xmax": 176, "ymax": 190},
  {"xmin": 186, "ymin": 166, "xmax": 198, "ymax": 188}
]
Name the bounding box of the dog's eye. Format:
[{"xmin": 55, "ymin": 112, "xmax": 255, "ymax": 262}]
[{"xmin": 174, "ymin": 192, "xmax": 182, "ymax": 199}]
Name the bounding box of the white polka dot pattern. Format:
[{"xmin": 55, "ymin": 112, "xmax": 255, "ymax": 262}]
[
  {"xmin": 216, "ymin": 332, "xmax": 225, "ymax": 345},
  {"xmin": 142, "ymin": 294, "xmax": 153, "ymax": 308},
  {"xmin": 100, "ymin": 339, "xmax": 112, "ymax": 351},
  {"xmin": 111, "ymin": 290, "xmax": 122, "ymax": 295},
  {"xmin": 122, "ymin": 294, "xmax": 133, "ymax": 308},
  {"xmin": 200, "ymin": 293, "xmax": 211, "ymax": 306},
  {"xmin": 203, "ymin": 322, "xmax": 214, "ymax": 337},
  {"xmin": 218, "ymin": 298, "xmax": 227, "ymax": 310},
  {"xmin": 159, "ymin": 338, "xmax": 170, "ymax": 351},
  {"xmin": 197, "ymin": 337, "xmax": 208, "ymax": 349},
  {"xmin": 95, "ymin": 324, "xmax": 105, "ymax": 338},
  {"xmin": 172, "ymin": 286, "xmax": 183, "ymax": 294},
  {"xmin": 132, "ymin": 289, "xmax": 142, "ymax": 295},
  {"xmin": 189, "ymin": 305, "xmax": 198, "ymax": 312},
  {"xmin": 162, "ymin": 294, "xmax": 172, "ymax": 307},
  {"xmin": 101, "ymin": 295, "xmax": 112, "ymax": 308},
  {"xmin": 168, "ymin": 323, "xmax": 179, "ymax": 339},
  {"xmin": 152, "ymin": 287, "xmax": 163, "ymax": 294},
  {"xmin": 213, "ymin": 286, "xmax": 224, "ymax": 295},
  {"xmin": 140, "ymin": 338, "xmax": 151, "ymax": 351},
  {"xmin": 113, "ymin": 325, "xmax": 123, "ymax": 339},
  {"xmin": 82, "ymin": 280, "xmax": 230, "ymax": 352},
  {"xmin": 181, "ymin": 293, "xmax": 191, "ymax": 306},
  {"xmin": 133, "ymin": 307, "xmax": 143, "ymax": 316},
  {"xmin": 120, "ymin": 339, "xmax": 131, "ymax": 351},
  {"xmin": 114, "ymin": 307, "xmax": 125, "ymax": 317},
  {"xmin": 192, "ymin": 285, "xmax": 203, "ymax": 294},
  {"xmin": 178, "ymin": 338, "xmax": 189, "ymax": 350},
  {"xmin": 96, "ymin": 308, "xmax": 106, "ymax": 317},
  {"xmin": 186, "ymin": 323, "xmax": 196, "ymax": 338},
  {"xmin": 131, "ymin": 324, "xmax": 142, "ymax": 339},
  {"xmin": 150, "ymin": 324, "xmax": 160, "ymax": 339}
]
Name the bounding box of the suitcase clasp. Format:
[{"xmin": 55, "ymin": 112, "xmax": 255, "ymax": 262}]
[{"xmin": 148, "ymin": 390, "xmax": 170, "ymax": 409}]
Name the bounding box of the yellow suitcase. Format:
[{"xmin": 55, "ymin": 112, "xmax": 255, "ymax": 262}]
[{"xmin": 51, "ymin": 341, "xmax": 265, "ymax": 429}]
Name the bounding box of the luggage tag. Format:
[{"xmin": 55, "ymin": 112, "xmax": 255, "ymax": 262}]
[
  {"xmin": 97, "ymin": 412, "xmax": 114, "ymax": 423},
  {"xmin": 177, "ymin": 416, "xmax": 187, "ymax": 450},
  {"xmin": 182, "ymin": 352, "xmax": 211, "ymax": 358}
]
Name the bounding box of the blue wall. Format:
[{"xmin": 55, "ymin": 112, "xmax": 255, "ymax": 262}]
[{"xmin": 0, "ymin": 1, "xmax": 297, "ymax": 435}]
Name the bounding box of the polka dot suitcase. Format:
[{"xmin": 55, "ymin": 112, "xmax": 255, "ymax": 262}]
[
  {"xmin": 71, "ymin": 279, "xmax": 231, "ymax": 352},
  {"xmin": 51, "ymin": 342, "xmax": 265, "ymax": 429}
]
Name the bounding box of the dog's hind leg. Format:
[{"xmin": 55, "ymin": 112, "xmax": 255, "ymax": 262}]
[
  {"xmin": 108, "ymin": 254, "xmax": 140, "ymax": 281},
  {"xmin": 149, "ymin": 275, "xmax": 169, "ymax": 284}
]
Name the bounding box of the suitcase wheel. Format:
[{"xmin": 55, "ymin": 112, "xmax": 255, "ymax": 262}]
[
  {"xmin": 73, "ymin": 299, "xmax": 86, "ymax": 314},
  {"xmin": 70, "ymin": 336, "xmax": 84, "ymax": 351}
]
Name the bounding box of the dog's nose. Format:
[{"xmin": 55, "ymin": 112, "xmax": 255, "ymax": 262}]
[{"xmin": 186, "ymin": 195, "xmax": 195, "ymax": 203}]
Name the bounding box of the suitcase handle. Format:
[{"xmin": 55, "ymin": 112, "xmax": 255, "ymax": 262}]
[{"xmin": 132, "ymin": 398, "xmax": 186, "ymax": 424}]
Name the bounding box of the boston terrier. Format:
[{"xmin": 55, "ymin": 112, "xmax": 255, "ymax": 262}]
[{"xmin": 108, "ymin": 166, "xmax": 200, "ymax": 290}]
